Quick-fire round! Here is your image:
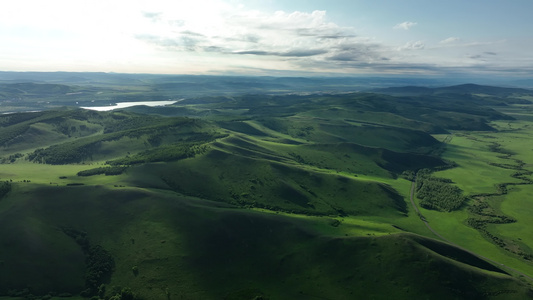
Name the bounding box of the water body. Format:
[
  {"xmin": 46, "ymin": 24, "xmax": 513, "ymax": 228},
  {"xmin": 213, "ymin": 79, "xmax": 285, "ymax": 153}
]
[{"xmin": 81, "ymin": 100, "xmax": 179, "ymax": 111}]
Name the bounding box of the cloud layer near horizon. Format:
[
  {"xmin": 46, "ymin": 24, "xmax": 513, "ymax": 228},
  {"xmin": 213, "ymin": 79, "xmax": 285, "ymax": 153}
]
[
  {"xmin": 135, "ymin": 9, "xmax": 392, "ymax": 70},
  {"xmin": 0, "ymin": 0, "xmax": 531, "ymax": 76},
  {"xmin": 132, "ymin": 7, "xmax": 443, "ymax": 74},
  {"xmin": 133, "ymin": 5, "xmax": 518, "ymax": 75}
]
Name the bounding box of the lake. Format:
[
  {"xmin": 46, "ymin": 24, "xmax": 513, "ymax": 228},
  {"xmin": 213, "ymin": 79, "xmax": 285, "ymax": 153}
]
[{"xmin": 81, "ymin": 100, "xmax": 179, "ymax": 111}]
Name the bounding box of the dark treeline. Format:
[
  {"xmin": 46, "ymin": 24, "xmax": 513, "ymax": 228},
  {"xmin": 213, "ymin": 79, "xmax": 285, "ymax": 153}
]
[
  {"xmin": 28, "ymin": 140, "xmax": 100, "ymax": 164},
  {"xmin": 416, "ymin": 169, "xmax": 467, "ymax": 212},
  {"xmin": 62, "ymin": 228, "xmax": 115, "ymax": 297},
  {"xmin": 77, "ymin": 166, "xmax": 127, "ymax": 177},
  {"xmin": 0, "ymin": 181, "xmax": 11, "ymax": 199},
  {"xmin": 0, "ymin": 153, "xmax": 23, "ymax": 164},
  {"xmin": 108, "ymin": 143, "xmax": 208, "ymax": 165}
]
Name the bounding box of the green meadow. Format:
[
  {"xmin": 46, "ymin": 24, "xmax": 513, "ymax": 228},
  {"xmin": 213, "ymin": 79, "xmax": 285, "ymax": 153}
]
[
  {"xmin": 1, "ymin": 84, "xmax": 533, "ymax": 299},
  {"xmin": 428, "ymin": 114, "xmax": 533, "ymax": 280},
  {"xmin": 434, "ymin": 134, "xmax": 521, "ymax": 195}
]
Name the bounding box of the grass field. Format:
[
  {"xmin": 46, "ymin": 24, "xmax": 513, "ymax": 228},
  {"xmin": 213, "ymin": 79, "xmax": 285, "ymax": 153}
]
[
  {"xmin": 426, "ymin": 116, "xmax": 533, "ymax": 280},
  {"xmin": 2, "ymin": 86, "xmax": 533, "ymax": 299},
  {"xmin": 434, "ymin": 134, "xmax": 522, "ymax": 194},
  {"xmin": 2, "ymin": 181, "xmax": 531, "ymax": 299}
]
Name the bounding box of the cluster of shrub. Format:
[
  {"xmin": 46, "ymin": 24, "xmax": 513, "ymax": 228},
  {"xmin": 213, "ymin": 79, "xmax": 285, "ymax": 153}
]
[
  {"xmin": 108, "ymin": 143, "xmax": 208, "ymax": 166},
  {"xmin": 102, "ymin": 114, "xmax": 194, "ymax": 134},
  {"xmin": 466, "ymin": 199, "xmax": 533, "ymax": 260},
  {"xmin": 468, "ymin": 201, "xmax": 516, "ymax": 223},
  {"xmin": 400, "ymin": 170, "xmax": 416, "ymax": 181},
  {"xmin": 28, "ymin": 141, "xmax": 99, "ymax": 164},
  {"xmin": 0, "ymin": 152, "xmax": 24, "ymax": 164},
  {"xmin": 288, "ymin": 152, "xmax": 306, "ymax": 164},
  {"xmin": 487, "ymin": 142, "xmax": 514, "ymax": 156},
  {"xmin": 5, "ymin": 289, "xmax": 73, "ymax": 299},
  {"xmin": 0, "ymin": 181, "xmax": 11, "ymax": 199},
  {"xmin": 467, "ymin": 213, "xmax": 515, "ymax": 251},
  {"xmin": 77, "ymin": 166, "xmax": 127, "ymax": 177},
  {"xmin": 416, "ymin": 169, "xmax": 467, "ymax": 212},
  {"xmin": 62, "ymin": 228, "xmax": 115, "ymax": 298},
  {"xmin": 105, "ymin": 286, "xmax": 142, "ymax": 300}
]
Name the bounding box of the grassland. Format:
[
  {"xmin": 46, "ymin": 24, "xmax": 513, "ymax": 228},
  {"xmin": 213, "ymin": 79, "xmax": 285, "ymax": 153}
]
[
  {"xmin": 1, "ymin": 182, "xmax": 531, "ymax": 299},
  {"xmin": 1, "ymin": 83, "xmax": 533, "ymax": 299},
  {"xmin": 423, "ymin": 104, "xmax": 533, "ymax": 281}
]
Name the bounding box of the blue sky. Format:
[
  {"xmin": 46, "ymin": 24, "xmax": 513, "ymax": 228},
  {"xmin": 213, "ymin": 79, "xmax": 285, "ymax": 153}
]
[{"xmin": 1, "ymin": 0, "xmax": 532, "ymax": 77}]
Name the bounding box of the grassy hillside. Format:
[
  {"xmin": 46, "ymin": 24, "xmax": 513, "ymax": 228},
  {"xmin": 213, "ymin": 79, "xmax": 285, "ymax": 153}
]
[
  {"xmin": 0, "ymin": 184, "xmax": 530, "ymax": 299},
  {"xmin": 1, "ymin": 84, "xmax": 533, "ymax": 299},
  {"xmin": 128, "ymin": 149, "xmax": 406, "ymax": 216},
  {"xmin": 0, "ymin": 110, "xmax": 223, "ymax": 163}
]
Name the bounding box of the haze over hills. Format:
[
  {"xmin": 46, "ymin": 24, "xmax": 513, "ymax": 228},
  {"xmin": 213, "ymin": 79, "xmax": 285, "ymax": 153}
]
[
  {"xmin": 1, "ymin": 72, "xmax": 532, "ymax": 115},
  {"xmin": 374, "ymin": 83, "xmax": 533, "ymax": 98},
  {"xmin": 1, "ymin": 73, "xmax": 533, "ymax": 299}
]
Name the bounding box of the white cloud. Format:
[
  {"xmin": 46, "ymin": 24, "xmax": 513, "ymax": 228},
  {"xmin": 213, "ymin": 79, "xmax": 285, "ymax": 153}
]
[
  {"xmin": 439, "ymin": 37, "xmax": 461, "ymax": 44},
  {"xmin": 393, "ymin": 21, "xmax": 417, "ymax": 30},
  {"xmin": 135, "ymin": 6, "xmax": 388, "ymax": 69},
  {"xmin": 0, "ymin": 0, "xmax": 528, "ymax": 76},
  {"xmin": 398, "ymin": 41, "xmax": 425, "ymax": 51}
]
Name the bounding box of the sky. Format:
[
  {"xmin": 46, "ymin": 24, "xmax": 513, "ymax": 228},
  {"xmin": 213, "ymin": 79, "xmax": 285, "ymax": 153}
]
[{"xmin": 1, "ymin": 0, "xmax": 532, "ymax": 77}]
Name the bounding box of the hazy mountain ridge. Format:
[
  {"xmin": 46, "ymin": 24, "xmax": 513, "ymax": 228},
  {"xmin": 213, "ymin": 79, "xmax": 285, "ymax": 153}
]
[{"xmin": 375, "ymin": 83, "xmax": 533, "ymax": 100}]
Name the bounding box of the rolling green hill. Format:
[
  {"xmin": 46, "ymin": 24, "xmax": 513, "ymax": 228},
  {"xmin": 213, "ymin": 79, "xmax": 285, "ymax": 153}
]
[
  {"xmin": 1, "ymin": 83, "xmax": 533, "ymax": 299},
  {"xmin": 0, "ymin": 184, "xmax": 531, "ymax": 299}
]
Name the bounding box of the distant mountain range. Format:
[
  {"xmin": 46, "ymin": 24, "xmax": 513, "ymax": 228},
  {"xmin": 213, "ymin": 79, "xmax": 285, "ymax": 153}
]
[
  {"xmin": 1, "ymin": 71, "xmax": 532, "ymax": 90},
  {"xmin": 374, "ymin": 83, "xmax": 533, "ymax": 97}
]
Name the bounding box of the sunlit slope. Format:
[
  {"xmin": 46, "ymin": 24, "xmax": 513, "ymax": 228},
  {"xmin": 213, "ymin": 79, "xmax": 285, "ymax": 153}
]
[
  {"xmin": 0, "ymin": 110, "xmax": 222, "ymax": 163},
  {"xmin": 255, "ymin": 116, "xmax": 441, "ymax": 153},
  {"xmin": 426, "ymin": 117, "xmax": 533, "ymax": 275},
  {"xmin": 214, "ymin": 135, "xmax": 445, "ymax": 178},
  {"xmin": 127, "ymin": 149, "xmax": 406, "ymax": 217},
  {"xmin": 0, "ymin": 183, "xmax": 530, "ymax": 299}
]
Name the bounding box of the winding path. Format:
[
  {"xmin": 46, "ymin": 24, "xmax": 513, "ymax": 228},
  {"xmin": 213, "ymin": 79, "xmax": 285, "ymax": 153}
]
[{"xmin": 409, "ymin": 179, "xmax": 533, "ymax": 282}]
